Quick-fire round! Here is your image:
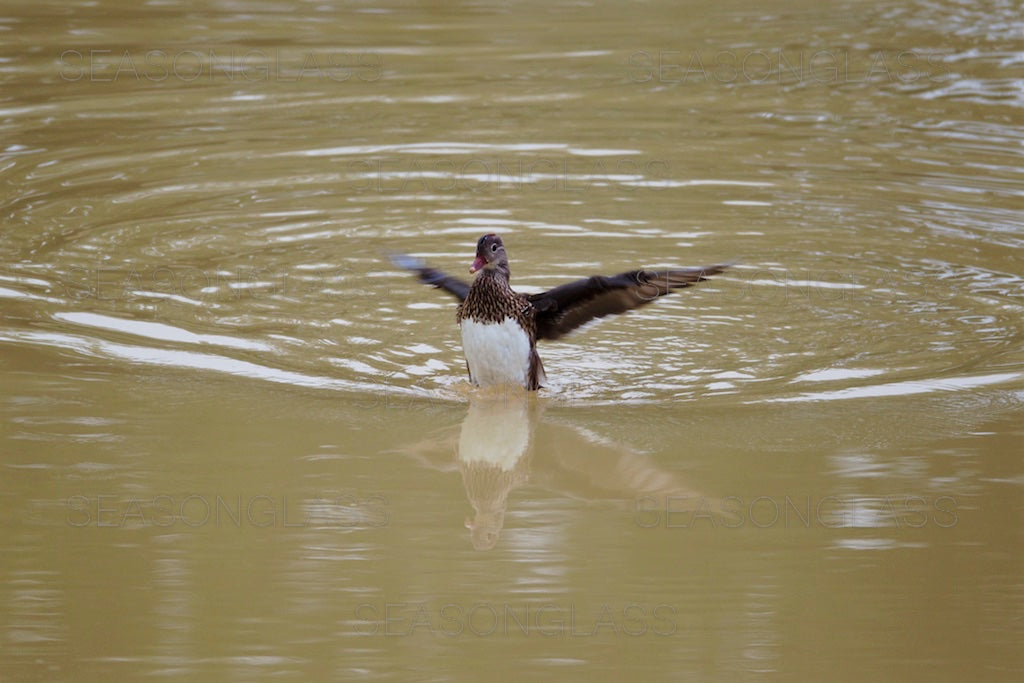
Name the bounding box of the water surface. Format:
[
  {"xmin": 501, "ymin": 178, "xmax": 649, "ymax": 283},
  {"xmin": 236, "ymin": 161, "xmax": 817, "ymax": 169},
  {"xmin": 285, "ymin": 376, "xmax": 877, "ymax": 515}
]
[{"xmin": 2, "ymin": 0, "xmax": 1023, "ymax": 679}]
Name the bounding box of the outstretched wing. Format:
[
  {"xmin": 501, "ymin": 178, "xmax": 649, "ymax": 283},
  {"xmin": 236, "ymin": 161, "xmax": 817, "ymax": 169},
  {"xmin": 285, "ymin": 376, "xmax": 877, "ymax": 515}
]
[
  {"xmin": 389, "ymin": 253, "xmax": 471, "ymax": 302},
  {"xmin": 529, "ymin": 265, "xmax": 731, "ymax": 341}
]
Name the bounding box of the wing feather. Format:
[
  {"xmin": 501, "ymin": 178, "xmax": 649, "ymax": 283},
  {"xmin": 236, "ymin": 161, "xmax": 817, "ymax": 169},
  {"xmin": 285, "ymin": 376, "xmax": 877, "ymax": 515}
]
[
  {"xmin": 528, "ymin": 264, "xmax": 731, "ymax": 340},
  {"xmin": 389, "ymin": 253, "xmax": 471, "ymax": 302}
]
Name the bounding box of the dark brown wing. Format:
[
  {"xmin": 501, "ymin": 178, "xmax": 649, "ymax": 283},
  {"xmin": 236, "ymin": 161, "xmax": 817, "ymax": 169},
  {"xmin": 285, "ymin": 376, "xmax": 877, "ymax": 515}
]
[
  {"xmin": 528, "ymin": 264, "xmax": 731, "ymax": 340},
  {"xmin": 389, "ymin": 253, "xmax": 470, "ymax": 302}
]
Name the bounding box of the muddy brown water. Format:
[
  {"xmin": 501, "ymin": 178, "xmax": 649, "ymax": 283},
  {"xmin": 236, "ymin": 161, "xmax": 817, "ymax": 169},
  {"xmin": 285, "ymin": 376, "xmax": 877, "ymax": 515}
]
[{"xmin": 2, "ymin": 0, "xmax": 1022, "ymax": 679}]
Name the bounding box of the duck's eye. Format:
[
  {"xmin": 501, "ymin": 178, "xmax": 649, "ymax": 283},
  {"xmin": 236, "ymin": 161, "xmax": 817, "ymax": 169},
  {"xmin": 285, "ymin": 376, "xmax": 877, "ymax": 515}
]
[{"xmin": 490, "ymin": 243, "xmax": 498, "ymax": 252}]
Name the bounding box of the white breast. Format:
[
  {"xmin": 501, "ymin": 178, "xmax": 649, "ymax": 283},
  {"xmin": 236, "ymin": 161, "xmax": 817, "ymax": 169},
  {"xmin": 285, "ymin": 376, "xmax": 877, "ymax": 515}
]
[{"xmin": 460, "ymin": 317, "xmax": 532, "ymax": 388}]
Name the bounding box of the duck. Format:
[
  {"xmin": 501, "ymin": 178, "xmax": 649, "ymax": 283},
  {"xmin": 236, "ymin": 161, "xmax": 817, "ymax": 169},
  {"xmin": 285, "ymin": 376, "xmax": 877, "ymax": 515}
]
[{"xmin": 390, "ymin": 233, "xmax": 730, "ymax": 390}]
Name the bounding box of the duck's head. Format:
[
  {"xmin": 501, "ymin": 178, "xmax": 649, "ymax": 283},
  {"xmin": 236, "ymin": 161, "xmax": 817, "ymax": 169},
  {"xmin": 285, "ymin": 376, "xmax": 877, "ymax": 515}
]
[{"xmin": 469, "ymin": 233, "xmax": 508, "ymax": 275}]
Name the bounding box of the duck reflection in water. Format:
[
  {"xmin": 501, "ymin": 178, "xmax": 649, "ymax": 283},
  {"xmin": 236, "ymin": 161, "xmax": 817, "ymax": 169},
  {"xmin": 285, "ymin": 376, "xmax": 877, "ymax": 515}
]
[
  {"xmin": 457, "ymin": 390, "xmax": 535, "ymax": 549},
  {"xmin": 399, "ymin": 385, "xmax": 735, "ymax": 550}
]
